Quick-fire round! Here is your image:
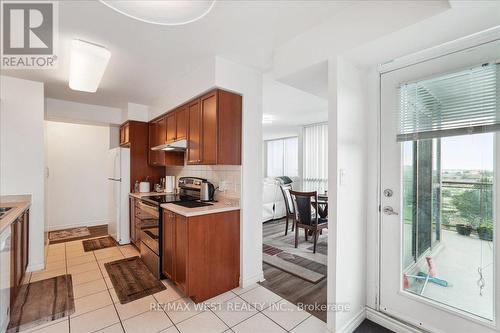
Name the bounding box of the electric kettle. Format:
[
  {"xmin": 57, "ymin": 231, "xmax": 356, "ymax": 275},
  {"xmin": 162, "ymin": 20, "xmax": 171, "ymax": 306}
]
[{"xmin": 200, "ymin": 181, "xmax": 215, "ymax": 202}]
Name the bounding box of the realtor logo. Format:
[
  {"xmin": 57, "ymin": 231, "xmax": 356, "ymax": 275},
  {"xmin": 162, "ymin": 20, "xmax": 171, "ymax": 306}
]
[{"xmin": 1, "ymin": 1, "xmax": 58, "ymax": 68}]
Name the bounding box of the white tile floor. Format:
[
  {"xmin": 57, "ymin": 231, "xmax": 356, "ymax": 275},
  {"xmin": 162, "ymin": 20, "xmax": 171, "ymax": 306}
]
[{"xmin": 19, "ymin": 238, "xmax": 328, "ymax": 333}]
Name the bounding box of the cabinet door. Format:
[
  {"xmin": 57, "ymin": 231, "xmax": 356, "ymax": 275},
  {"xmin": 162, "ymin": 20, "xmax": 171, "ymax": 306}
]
[
  {"xmin": 200, "ymin": 92, "xmax": 217, "ymax": 165},
  {"xmin": 176, "ymin": 106, "xmax": 188, "ymax": 141},
  {"xmin": 166, "ymin": 113, "xmax": 177, "ymax": 143},
  {"xmin": 14, "ymin": 218, "xmax": 22, "ymax": 288},
  {"xmin": 130, "ymin": 198, "xmax": 136, "ymax": 243},
  {"xmin": 157, "ymin": 117, "xmax": 167, "ymax": 145},
  {"xmin": 123, "ymin": 123, "xmax": 130, "ymax": 144},
  {"xmin": 22, "ymin": 210, "xmax": 29, "ymax": 273},
  {"xmin": 162, "ymin": 210, "xmax": 175, "ymax": 279},
  {"xmin": 187, "ymin": 100, "xmax": 202, "ymax": 164},
  {"xmin": 149, "ymin": 121, "xmax": 165, "ymax": 166},
  {"xmin": 174, "ymin": 214, "xmax": 188, "ymax": 293}
]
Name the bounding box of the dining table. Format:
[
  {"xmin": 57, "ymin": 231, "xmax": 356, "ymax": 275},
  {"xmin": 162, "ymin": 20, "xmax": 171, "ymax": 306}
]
[{"xmin": 312, "ymin": 194, "xmax": 328, "ymax": 218}]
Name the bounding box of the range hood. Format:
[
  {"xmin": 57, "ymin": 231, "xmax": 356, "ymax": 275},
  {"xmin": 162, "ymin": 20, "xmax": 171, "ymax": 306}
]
[{"xmin": 151, "ymin": 139, "xmax": 187, "ymax": 151}]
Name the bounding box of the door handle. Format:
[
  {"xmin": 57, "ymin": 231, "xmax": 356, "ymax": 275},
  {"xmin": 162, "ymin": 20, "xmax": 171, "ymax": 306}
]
[{"xmin": 383, "ymin": 206, "xmax": 399, "ymax": 215}]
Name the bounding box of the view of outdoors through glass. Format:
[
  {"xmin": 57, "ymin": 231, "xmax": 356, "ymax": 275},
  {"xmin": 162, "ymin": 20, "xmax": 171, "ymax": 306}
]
[{"xmin": 402, "ymin": 133, "xmax": 494, "ymax": 320}]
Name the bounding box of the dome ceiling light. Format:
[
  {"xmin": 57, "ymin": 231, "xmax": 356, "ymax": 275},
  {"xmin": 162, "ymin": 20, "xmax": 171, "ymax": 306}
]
[{"xmin": 99, "ymin": 0, "xmax": 216, "ymax": 26}]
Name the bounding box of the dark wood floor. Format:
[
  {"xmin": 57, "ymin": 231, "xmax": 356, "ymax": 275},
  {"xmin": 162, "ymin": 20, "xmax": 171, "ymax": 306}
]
[
  {"xmin": 260, "ymin": 218, "xmax": 327, "ymax": 321},
  {"xmin": 355, "ymin": 320, "xmax": 394, "ymax": 333}
]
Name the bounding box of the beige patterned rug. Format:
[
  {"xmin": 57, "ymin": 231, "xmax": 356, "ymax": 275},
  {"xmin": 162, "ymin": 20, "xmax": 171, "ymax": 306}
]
[{"xmin": 49, "ymin": 227, "xmax": 90, "ymax": 242}]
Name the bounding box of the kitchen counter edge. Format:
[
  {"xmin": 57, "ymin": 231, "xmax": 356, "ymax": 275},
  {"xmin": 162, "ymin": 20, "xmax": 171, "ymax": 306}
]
[
  {"xmin": 160, "ymin": 201, "xmax": 240, "ymax": 217},
  {"xmin": 0, "ymin": 195, "xmax": 32, "ymax": 234}
]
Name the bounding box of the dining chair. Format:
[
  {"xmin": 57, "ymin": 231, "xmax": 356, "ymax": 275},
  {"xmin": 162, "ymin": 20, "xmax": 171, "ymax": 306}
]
[
  {"xmin": 280, "ymin": 184, "xmax": 295, "ymax": 235},
  {"xmin": 289, "ymin": 190, "xmax": 328, "ymax": 253}
]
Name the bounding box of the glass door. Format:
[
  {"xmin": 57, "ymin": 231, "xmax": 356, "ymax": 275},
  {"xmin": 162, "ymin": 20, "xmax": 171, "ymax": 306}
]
[{"xmin": 379, "ymin": 39, "xmax": 500, "ymax": 332}]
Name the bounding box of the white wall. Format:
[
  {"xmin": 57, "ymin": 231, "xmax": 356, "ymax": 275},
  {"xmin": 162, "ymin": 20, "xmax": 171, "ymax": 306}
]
[
  {"xmin": 45, "ymin": 98, "xmax": 122, "ymax": 125},
  {"xmin": 327, "ymin": 58, "xmax": 368, "ymax": 332},
  {"xmin": 215, "ymin": 57, "xmax": 264, "ymax": 287},
  {"xmin": 0, "ymin": 76, "xmax": 45, "ymax": 271},
  {"xmin": 149, "ymin": 58, "xmax": 216, "ymax": 120},
  {"xmin": 123, "ymin": 103, "xmax": 149, "ymax": 122},
  {"xmin": 45, "ymin": 121, "xmax": 111, "ymax": 230}
]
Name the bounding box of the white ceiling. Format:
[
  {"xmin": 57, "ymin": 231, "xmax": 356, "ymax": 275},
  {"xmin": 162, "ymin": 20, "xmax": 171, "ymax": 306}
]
[
  {"xmin": 263, "ymin": 76, "xmax": 327, "ymax": 130},
  {"xmin": 278, "ymin": 61, "xmax": 328, "ymax": 99},
  {"xmin": 0, "ymin": 0, "xmax": 353, "ymax": 108}
]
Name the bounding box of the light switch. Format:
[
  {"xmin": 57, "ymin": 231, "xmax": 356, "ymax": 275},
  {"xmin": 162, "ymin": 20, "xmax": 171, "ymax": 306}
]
[{"xmin": 339, "ymin": 169, "xmax": 346, "ymax": 186}]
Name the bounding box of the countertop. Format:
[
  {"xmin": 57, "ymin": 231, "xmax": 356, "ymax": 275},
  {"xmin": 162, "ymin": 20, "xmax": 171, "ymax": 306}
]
[
  {"xmin": 0, "ymin": 195, "xmax": 31, "ymax": 234},
  {"xmin": 161, "ymin": 199, "xmax": 240, "ymax": 217},
  {"xmin": 129, "ymin": 192, "xmax": 174, "ymax": 199}
]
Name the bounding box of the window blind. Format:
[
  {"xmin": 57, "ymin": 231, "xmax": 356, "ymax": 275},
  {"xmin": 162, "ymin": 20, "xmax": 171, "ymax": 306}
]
[
  {"xmin": 303, "ymin": 123, "xmax": 328, "ymax": 193},
  {"xmin": 398, "ymin": 62, "xmax": 499, "ymax": 142}
]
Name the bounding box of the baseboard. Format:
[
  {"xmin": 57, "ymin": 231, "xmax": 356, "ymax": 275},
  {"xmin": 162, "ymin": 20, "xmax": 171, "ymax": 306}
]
[
  {"xmin": 26, "ymin": 261, "xmax": 45, "ymax": 273},
  {"xmin": 47, "ymin": 220, "xmax": 110, "ymax": 231},
  {"xmin": 240, "ymin": 270, "xmax": 264, "ymax": 288},
  {"xmin": 338, "ymin": 307, "xmax": 366, "ymax": 333},
  {"xmin": 366, "ymin": 307, "xmax": 424, "ymax": 333}
]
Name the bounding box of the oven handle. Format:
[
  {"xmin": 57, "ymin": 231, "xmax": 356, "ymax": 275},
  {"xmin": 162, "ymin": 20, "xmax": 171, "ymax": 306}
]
[{"xmin": 138, "ymin": 201, "xmax": 159, "ymax": 218}]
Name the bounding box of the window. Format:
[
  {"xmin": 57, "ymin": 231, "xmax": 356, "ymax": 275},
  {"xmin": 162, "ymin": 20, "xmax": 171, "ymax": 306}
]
[
  {"xmin": 399, "ymin": 62, "xmax": 498, "ymax": 320},
  {"xmin": 303, "ymin": 123, "xmax": 328, "ymax": 193},
  {"xmin": 265, "ymin": 137, "xmax": 298, "ymax": 177}
]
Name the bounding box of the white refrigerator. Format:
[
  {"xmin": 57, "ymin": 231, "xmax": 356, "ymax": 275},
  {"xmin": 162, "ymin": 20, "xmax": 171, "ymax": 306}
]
[{"xmin": 108, "ymin": 147, "xmax": 130, "ymax": 245}]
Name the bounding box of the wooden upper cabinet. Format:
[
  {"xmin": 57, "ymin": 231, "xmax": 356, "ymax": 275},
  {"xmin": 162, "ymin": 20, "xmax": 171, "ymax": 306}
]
[
  {"xmin": 217, "ymin": 90, "xmax": 242, "ymax": 165},
  {"xmin": 200, "ymin": 92, "xmax": 217, "ymax": 165},
  {"xmin": 157, "ymin": 117, "xmax": 167, "ymax": 145},
  {"xmin": 176, "ymin": 105, "xmax": 188, "ymax": 140},
  {"xmin": 119, "ymin": 122, "xmax": 130, "ymax": 147},
  {"xmin": 187, "ymin": 100, "xmax": 202, "ymax": 164},
  {"xmin": 166, "ymin": 113, "xmax": 177, "ymax": 143},
  {"xmin": 152, "ymin": 88, "xmax": 242, "ymax": 166},
  {"xmin": 149, "ymin": 120, "xmax": 165, "ymax": 166}
]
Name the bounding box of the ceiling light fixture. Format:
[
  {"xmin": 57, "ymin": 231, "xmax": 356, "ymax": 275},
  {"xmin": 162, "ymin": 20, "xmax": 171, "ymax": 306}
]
[
  {"xmin": 262, "ymin": 114, "xmax": 274, "ymax": 124},
  {"xmin": 99, "ymin": 0, "xmax": 216, "ymax": 26},
  {"xmin": 69, "ymin": 39, "xmax": 111, "ymax": 93}
]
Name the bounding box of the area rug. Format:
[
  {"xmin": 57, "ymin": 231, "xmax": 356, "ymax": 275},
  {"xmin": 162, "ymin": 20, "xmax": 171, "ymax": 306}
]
[
  {"xmin": 262, "ymin": 253, "xmax": 325, "ymax": 283},
  {"xmin": 82, "ymin": 236, "xmax": 117, "ymax": 252},
  {"xmin": 263, "ymin": 244, "xmax": 283, "ymax": 256},
  {"xmin": 7, "ymin": 274, "xmax": 75, "ymax": 333},
  {"xmin": 105, "ymin": 256, "xmax": 166, "ymax": 304},
  {"xmin": 307, "ymin": 241, "xmax": 328, "ymax": 255},
  {"xmin": 49, "ymin": 227, "xmax": 90, "ymax": 243}
]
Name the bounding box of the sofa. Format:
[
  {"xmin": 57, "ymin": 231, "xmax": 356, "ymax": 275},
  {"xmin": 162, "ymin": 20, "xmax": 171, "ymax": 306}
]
[{"xmin": 262, "ymin": 177, "xmax": 293, "ymax": 222}]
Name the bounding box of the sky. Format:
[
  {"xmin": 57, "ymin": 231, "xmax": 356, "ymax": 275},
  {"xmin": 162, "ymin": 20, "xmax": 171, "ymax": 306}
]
[
  {"xmin": 403, "ymin": 133, "xmax": 494, "ymax": 171},
  {"xmin": 441, "ymin": 133, "xmax": 494, "ymax": 171}
]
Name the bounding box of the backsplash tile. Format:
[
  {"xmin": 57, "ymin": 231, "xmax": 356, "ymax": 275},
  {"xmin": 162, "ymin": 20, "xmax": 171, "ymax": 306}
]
[{"xmin": 165, "ymin": 165, "xmax": 241, "ymax": 199}]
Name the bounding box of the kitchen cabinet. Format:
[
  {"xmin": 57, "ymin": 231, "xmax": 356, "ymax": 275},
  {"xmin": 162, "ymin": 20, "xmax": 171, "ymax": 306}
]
[
  {"xmin": 162, "ymin": 210, "xmax": 175, "ymax": 280},
  {"xmin": 149, "ymin": 118, "xmax": 166, "ymax": 167},
  {"xmin": 10, "ymin": 209, "xmax": 29, "ymax": 306},
  {"xmin": 166, "ymin": 113, "xmax": 176, "ymax": 143},
  {"xmin": 175, "ymin": 105, "xmax": 188, "ymax": 141},
  {"xmin": 187, "ymin": 90, "xmax": 242, "ymax": 165},
  {"xmin": 161, "ymin": 209, "xmax": 240, "ymax": 303},
  {"xmin": 119, "ymin": 122, "xmax": 130, "ymax": 147},
  {"xmin": 149, "ymin": 88, "xmax": 241, "ymax": 166},
  {"xmin": 148, "ymin": 117, "xmax": 184, "ymax": 167},
  {"xmin": 186, "ymin": 100, "xmax": 202, "ymax": 164},
  {"xmin": 129, "ymin": 198, "xmax": 137, "ymax": 244},
  {"xmin": 118, "ymin": 121, "xmax": 165, "ymax": 191}
]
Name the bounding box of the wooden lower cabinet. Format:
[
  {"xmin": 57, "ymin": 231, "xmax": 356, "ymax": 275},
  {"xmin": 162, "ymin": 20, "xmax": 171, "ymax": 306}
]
[
  {"xmin": 10, "ymin": 209, "xmax": 29, "ymax": 306},
  {"xmin": 162, "ymin": 209, "xmax": 240, "ymax": 303}
]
